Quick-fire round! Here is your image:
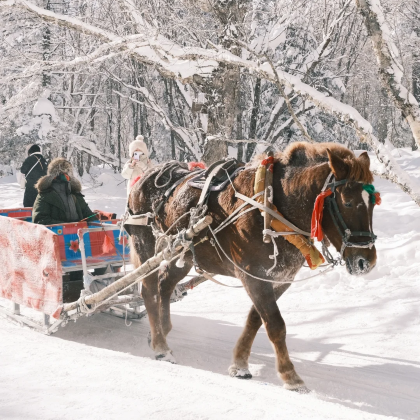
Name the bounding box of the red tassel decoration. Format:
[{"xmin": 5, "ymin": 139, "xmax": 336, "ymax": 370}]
[
  {"xmin": 188, "ymin": 162, "xmax": 206, "ymax": 171},
  {"xmin": 311, "ymin": 189, "xmax": 333, "ymax": 241},
  {"xmin": 374, "ymin": 192, "xmax": 382, "ymax": 206},
  {"xmin": 102, "ymin": 234, "xmax": 114, "ymax": 254}
]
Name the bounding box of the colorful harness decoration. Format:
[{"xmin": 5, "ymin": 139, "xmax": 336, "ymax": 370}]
[
  {"xmin": 254, "ymin": 157, "xmax": 325, "ymax": 270},
  {"xmin": 362, "ymin": 184, "xmax": 382, "ymax": 205}
]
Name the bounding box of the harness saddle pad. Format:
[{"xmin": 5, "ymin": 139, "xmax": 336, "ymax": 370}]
[{"xmin": 188, "ymin": 159, "xmax": 244, "ymax": 192}]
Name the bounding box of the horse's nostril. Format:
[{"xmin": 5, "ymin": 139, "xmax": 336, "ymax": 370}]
[{"xmin": 358, "ymin": 258, "xmax": 366, "ymax": 271}]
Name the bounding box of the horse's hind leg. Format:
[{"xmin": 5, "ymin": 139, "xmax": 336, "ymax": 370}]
[
  {"xmin": 229, "ymin": 305, "xmax": 261, "ymax": 379},
  {"xmin": 229, "ymin": 283, "xmax": 291, "ymax": 379},
  {"xmin": 240, "ymin": 276, "xmax": 307, "ymax": 391}
]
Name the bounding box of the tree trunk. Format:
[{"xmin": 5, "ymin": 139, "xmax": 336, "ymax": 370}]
[
  {"xmin": 77, "ymin": 151, "xmax": 84, "ymax": 177},
  {"xmin": 200, "ymin": 64, "xmax": 240, "ymax": 165},
  {"xmin": 42, "ymin": 0, "xmax": 51, "ymax": 87},
  {"xmin": 245, "ymin": 78, "xmax": 261, "ymax": 161},
  {"xmin": 236, "ymin": 88, "xmax": 244, "ymax": 162},
  {"xmin": 200, "ymin": 0, "xmax": 246, "ymax": 166},
  {"xmin": 116, "ymin": 82, "xmax": 122, "ymax": 171},
  {"xmin": 165, "ymin": 79, "xmax": 177, "ymax": 159},
  {"xmin": 356, "ymin": 0, "xmax": 420, "ymax": 148}
]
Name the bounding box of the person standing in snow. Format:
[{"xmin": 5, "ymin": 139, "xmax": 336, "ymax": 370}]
[
  {"xmin": 121, "ymin": 135, "xmax": 153, "ymax": 196},
  {"xmin": 32, "ymin": 158, "xmax": 98, "ymax": 225},
  {"xmin": 20, "ymin": 144, "xmax": 48, "ymax": 207}
]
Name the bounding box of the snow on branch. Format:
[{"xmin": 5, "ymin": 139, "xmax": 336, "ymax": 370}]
[
  {"xmin": 1, "ymin": 0, "xmax": 419, "ymax": 203},
  {"xmin": 70, "ymin": 136, "xmax": 124, "ymax": 167},
  {"xmin": 356, "ymin": 0, "xmax": 420, "ymax": 148},
  {"xmin": 0, "ymin": 0, "xmax": 219, "ymax": 82}
]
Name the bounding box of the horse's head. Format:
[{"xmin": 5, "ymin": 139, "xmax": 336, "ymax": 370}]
[{"xmin": 322, "ymin": 149, "xmax": 378, "ymax": 275}]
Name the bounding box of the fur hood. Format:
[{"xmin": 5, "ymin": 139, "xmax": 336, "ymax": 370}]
[
  {"xmin": 36, "ymin": 174, "xmax": 82, "ymax": 193},
  {"xmin": 47, "ymin": 157, "xmax": 74, "ymax": 178}
]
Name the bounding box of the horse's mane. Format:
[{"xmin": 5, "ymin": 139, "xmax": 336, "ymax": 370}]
[{"xmin": 256, "ymin": 142, "xmax": 373, "ymax": 193}]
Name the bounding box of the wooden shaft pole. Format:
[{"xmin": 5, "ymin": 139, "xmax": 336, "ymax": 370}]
[{"xmin": 61, "ymin": 215, "xmax": 213, "ymax": 315}]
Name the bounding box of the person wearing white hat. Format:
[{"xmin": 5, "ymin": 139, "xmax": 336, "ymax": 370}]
[{"xmin": 121, "ymin": 135, "xmax": 153, "ymax": 196}]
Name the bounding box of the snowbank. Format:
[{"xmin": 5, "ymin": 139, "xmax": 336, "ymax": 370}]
[{"xmin": 0, "ymin": 150, "xmax": 419, "ymax": 419}]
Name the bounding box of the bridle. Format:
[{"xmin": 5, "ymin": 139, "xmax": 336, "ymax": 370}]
[{"xmin": 323, "ymin": 173, "xmax": 377, "ymax": 259}]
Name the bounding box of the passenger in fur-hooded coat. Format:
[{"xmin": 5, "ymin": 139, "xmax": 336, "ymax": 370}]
[{"xmin": 32, "ymin": 158, "xmax": 97, "ymax": 225}]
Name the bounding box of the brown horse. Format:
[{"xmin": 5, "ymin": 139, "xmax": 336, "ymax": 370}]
[{"xmin": 126, "ymin": 142, "xmax": 377, "ymax": 392}]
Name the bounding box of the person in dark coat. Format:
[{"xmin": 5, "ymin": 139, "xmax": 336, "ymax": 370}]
[
  {"xmin": 20, "ymin": 144, "xmax": 48, "ymax": 207},
  {"xmin": 32, "ymin": 157, "xmax": 98, "ymax": 225}
]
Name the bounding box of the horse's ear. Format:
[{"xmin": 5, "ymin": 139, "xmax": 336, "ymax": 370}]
[
  {"xmin": 327, "ymin": 149, "xmax": 348, "ymax": 180},
  {"xmin": 358, "ymin": 151, "xmax": 370, "ymax": 167}
]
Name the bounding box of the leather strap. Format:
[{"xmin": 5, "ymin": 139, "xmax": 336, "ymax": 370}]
[
  {"xmin": 235, "ymin": 192, "xmax": 311, "ymax": 237},
  {"xmin": 154, "ymin": 171, "xmax": 202, "ymax": 215},
  {"xmin": 25, "ymin": 156, "xmax": 41, "ymax": 178},
  {"xmin": 197, "ymin": 160, "xmax": 235, "ymax": 207}
]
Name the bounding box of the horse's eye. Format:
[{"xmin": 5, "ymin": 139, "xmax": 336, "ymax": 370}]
[{"xmin": 344, "ymin": 202, "xmax": 352, "ymax": 208}]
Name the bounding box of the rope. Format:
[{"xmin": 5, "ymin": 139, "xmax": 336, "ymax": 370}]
[
  {"xmin": 208, "ymin": 226, "xmax": 333, "ymax": 284},
  {"xmin": 125, "ymin": 307, "xmax": 132, "ymax": 327},
  {"xmin": 162, "ymin": 211, "xmax": 191, "ymax": 235},
  {"xmin": 264, "ymin": 230, "xmax": 279, "ymax": 275},
  {"xmin": 77, "ymin": 295, "xmax": 96, "ymax": 314},
  {"xmin": 197, "ymin": 270, "xmax": 243, "ymax": 288},
  {"xmin": 235, "ymin": 192, "xmax": 311, "ymax": 237}
]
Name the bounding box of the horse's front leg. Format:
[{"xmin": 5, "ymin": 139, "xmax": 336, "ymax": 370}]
[
  {"xmin": 229, "ymin": 283, "xmax": 291, "ymax": 379},
  {"xmin": 158, "ymin": 259, "xmax": 193, "ymax": 338},
  {"xmin": 142, "ymin": 273, "xmax": 175, "ymax": 362},
  {"xmin": 130, "ymin": 226, "xmax": 174, "ymax": 362},
  {"xmin": 240, "ymin": 274, "xmax": 307, "ymax": 392}
]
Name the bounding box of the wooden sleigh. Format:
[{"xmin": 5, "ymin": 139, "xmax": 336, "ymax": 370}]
[{"xmin": 0, "ymin": 207, "xmax": 209, "ymax": 334}]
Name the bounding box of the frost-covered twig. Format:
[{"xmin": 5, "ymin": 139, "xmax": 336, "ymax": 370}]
[
  {"xmin": 206, "ymin": 135, "xmax": 271, "ymax": 147},
  {"xmin": 70, "ymin": 136, "xmax": 124, "ymax": 167},
  {"xmin": 113, "ymin": 87, "xmax": 200, "ymax": 159}
]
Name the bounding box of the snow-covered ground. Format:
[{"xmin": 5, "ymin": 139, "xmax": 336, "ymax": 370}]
[{"xmin": 1, "ymin": 151, "xmax": 420, "ymax": 420}]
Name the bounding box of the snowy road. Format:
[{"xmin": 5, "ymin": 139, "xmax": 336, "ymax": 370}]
[{"xmin": 1, "ymin": 151, "xmax": 420, "ymax": 419}]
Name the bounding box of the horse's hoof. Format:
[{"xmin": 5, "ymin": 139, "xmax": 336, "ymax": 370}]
[
  {"xmin": 228, "ymin": 365, "xmax": 252, "ymax": 379},
  {"xmin": 283, "ymin": 383, "xmax": 311, "ymax": 394},
  {"xmin": 155, "ymin": 351, "xmax": 177, "ymax": 364}
]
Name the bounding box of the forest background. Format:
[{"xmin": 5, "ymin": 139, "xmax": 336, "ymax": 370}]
[{"xmin": 1, "ymin": 0, "xmax": 420, "ymax": 202}]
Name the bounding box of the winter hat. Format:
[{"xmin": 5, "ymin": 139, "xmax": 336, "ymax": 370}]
[
  {"xmin": 28, "ymin": 144, "xmax": 41, "ymax": 155},
  {"xmin": 129, "ymin": 135, "xmax": 148, "ymax": 158},
  {"xmin": 47, "ymin": 158, "xmax": 74, "ymax": 178}
]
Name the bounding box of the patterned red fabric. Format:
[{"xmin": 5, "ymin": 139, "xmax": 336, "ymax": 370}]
[
  {"xmin": 311, "ymin": 189, "xmax": 333, "ymax": 241},
  {"xmin": 374, "ymin": 192, "xmax": 382, "ymax": 205},
  {"xmin": 188, "ymin": 162, "xmax": 206, "ymax": 171},
  {"xmin": 0, "ymin": 217, "xmax": 62, "ymax": 318}
]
